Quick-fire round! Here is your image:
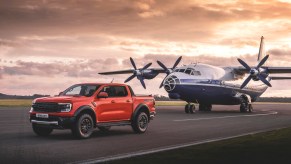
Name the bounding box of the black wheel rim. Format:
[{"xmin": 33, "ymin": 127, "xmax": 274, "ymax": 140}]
[
  {"xmin": 80, "ymin": 118, "xmax": 92, "ymax": 134},
  {"xmin": 139, "ymin": 115, "xmax": 148, "ymax": 130}
]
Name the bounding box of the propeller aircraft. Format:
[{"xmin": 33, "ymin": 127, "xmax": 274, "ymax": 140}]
[{"xmin": 99, "ymin": 36, "xmax": 291, "ymax": 113}]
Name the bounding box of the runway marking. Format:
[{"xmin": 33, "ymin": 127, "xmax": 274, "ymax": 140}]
[
  {"xmin": 71, "ymin": 126, "xmax": 286, "ymax": 164},
  {"xmin": 173, "ymin": 111, "xmax": 278, "ymax": 122}
]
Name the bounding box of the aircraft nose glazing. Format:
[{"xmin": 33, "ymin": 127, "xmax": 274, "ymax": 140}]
[{"xmin": 163, "ymin": 75, "xmax": 180, "ymax": 91}]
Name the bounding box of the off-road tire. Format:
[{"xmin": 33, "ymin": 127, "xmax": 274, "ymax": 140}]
[
  {"xmin": 72, "ymin": 114, "xmax": 94, "ymax": 139},
  {"xmin": 132, "ymin": 112, "xmax": 149, "ymax": 133}
]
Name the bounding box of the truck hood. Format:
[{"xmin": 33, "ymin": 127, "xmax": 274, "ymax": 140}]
[{"xmin": 34, "ymin": 96, "xmax": 90, "ymax": 103}]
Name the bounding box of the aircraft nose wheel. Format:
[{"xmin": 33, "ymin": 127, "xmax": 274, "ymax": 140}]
[{"xmin": 185, "ymin": 103, "xmax": 195, "ymax": 114}]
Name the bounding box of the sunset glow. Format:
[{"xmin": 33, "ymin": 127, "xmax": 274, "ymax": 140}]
[{"xmin": 1, "ymin": 0, "xmax": 291, "ymax": 97}]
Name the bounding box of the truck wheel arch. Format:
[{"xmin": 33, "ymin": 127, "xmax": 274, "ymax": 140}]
[
  {"xmin": 74, "ymin": 105, "xmax": 97, "ymax": 127},
  {"xmin": 131, "ymin": 104, "xmax": 150, "ymax": 122}
]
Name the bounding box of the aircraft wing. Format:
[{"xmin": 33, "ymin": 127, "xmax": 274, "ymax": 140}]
[
  {"xmin": 230, "ymin": 66, "xmax": 291, "ymax": 74},
  {"xmin": 99, "ymin": 69, "xmax": 134, "ymax": 75},
  {"xmin": 99, "ymin": 68, "xmax": 167, "ymax": 75},
  {"xmin": 270, "ymin": 76, "xmax": 291, "ymax": 80},
  {"xmin": 262, "ymin": 67, "xmax": 291, "ymax": 73}
]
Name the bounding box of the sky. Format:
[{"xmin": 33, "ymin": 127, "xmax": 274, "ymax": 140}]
[{"xmin": 1, "ymin": 0, "xmax": 291, "ymax": 97}]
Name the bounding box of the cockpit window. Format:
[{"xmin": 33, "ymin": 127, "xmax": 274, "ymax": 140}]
[
  {"xmin": 185, "ymin": 69, "xmax": 192, "ymax": 74},
  {"xmin": 175, "ymin": 68, "xmax": 201, "ymax": 76}
]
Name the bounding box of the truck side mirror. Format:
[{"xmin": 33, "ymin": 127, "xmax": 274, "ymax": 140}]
[{"xmin": 97, "ymin": 92, "xmax": 108, "ymax": 98}]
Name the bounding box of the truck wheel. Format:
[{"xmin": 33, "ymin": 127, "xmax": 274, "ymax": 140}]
[
  {"xmin": 72, "ymin": 114, "xmax": 94, "ymax": 139},
  {"xmin": 98, "ymin": 126, "xmax": 111, "ymax": 132},
  {"xmin": 132, "ymin": 112, "xmax": 149, "ymax": 133},
  {"xmin": 32, "ymin": 124, "xmax": 53, "ymax": 136}
]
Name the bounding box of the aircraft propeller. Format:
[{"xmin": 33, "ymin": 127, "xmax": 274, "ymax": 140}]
[
  {"xmin": 237, "ymin": 54, "xmax": 271, "ymax": 89},
  {"xmin": 124, "ymin": 57, "xmax": 152, "ymax": 89},
  {"xmin": 157, "ymin": 56, "xmax": 182, "ymax": 88}
]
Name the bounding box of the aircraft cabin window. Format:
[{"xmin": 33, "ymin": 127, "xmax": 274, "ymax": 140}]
[
  {"xmin": 191, "ymin": 71, "xmax": 201, "ymax": 76},
  {"xmin": 185, "ymin": 69, "xmax": 192, "ymax": 74},
  {"xmin": 179, "ymin": 69, "xmax": 185, "ymax": 72}
]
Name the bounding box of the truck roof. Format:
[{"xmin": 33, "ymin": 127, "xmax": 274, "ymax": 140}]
[{"xmin": 75, "ymin": 83, "xmax": 128, "ymax": 86}]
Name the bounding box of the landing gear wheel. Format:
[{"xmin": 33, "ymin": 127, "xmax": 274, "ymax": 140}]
[
  {"xmin": 185, "ymin": 104, "xmax": 195, "ymax": 114},
  {"xmin": 185, "ymin": 104, "xmax": 190, "ymax": 113},
  {"xmin": 98, "ymin": 126, "xmax": 111, "ymax": 132},
  {"xmin": 240, "ymin": 97, "xmax": 250, "ymax": 113},
  {"xmin": 72, "ymin": 114, "xmax": 94, "ymax": 139},
  {"xmin": 132, "ymin": 112, "xmax": 149, "ymax": 133},
  {"xmin": 189, "ymin": 104, "xmax": 195, "ymax": 113},
  {"xmin": 32, "ymin": 124, "xmax": 53, "ymax": 136}
]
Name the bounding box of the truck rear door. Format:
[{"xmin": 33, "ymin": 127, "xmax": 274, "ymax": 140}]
[{"xmin": 96, "ymin": 85, "xmax": 133, "ymax": 122}]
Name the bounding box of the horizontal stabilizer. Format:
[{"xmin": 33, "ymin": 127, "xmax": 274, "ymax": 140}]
[{"xmin": 270, "ymin": 77, "xmax": 291, "ymax": 80}]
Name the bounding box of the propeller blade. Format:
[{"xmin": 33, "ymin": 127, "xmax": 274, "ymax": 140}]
[
  {"xmin": 159, "ymin": 77, "xmax": 166, "ymax": 88},
  {"xmin": 258, "ymin": 74, "xmax": 272, "ymax": 87},
  {"xmin": 141, "ymin": 62, "xmax": 152, "ymax": 70},
  {"xmin": 256, "ymin": 54, "xmax": 269, "ymax": 69},
  {"xmin": 130, "ymin": 57, "xmax": 137, "ymax": 70},
  {"xmin": 139, "ymin": 77, "xmax": 146, "ymax": 89},
  {"xmin": 124, "ymin": 74, "xmax": 136, "ymax": 83},
  {"xmin": 172, "ymin": 56, "xmax": 182, "ymax": 68},
  {"xmin": 157, "ymin": 60, "xmax": 168, "ymax": 71},
  {"xmin": 237, "ymin": 58, "xmax": 251, "ymax": 71},
  {"xmin": 240, "ymin": 75, "xmax": 252, "ymax": 89}
]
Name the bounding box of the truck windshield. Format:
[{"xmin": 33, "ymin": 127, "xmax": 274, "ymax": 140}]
[{"xmin": 62, "ymin": 84, "xmax": 100, "ymax": 97}]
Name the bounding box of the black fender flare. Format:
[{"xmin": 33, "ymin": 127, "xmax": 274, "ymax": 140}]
[
  {"xmin": 131, "ymin": 104, "xmax": 150, "ymax": 122},
  {"xmin": 73, "ymin": 105, "xmax": 97, "ymax": 126}
]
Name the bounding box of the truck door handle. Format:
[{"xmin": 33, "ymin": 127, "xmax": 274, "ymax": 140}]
[
  {"xmin": 111, "ymin": 100, "xmax": 115, "ymax": 103},
  {"xmin": 126, "ymin": 100, "xmax": 131, "ymax": 103}
]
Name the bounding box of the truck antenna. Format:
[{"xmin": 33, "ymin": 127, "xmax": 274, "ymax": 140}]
[{"xmin": 110, "ymin": 78, "xmax": 114, "ymax": 83}]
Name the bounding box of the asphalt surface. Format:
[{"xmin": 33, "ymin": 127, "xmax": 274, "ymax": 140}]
[{"xmin": 1, "ymin": 104, "xmax": 291, "ymax": 164}]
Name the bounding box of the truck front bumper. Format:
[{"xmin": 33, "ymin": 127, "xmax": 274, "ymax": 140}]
[{"xmin": 30, "ymin": 114, "xmax": 75, "ymax": 129}]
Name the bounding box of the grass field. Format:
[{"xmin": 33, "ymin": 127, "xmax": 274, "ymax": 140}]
[
  {"xmin": 110, "ymin": 127, "xmax": 291, "ymax": 164},
  {"xmin": 0, "ymin": 99, "xmax": 33, "ymax": 107}
]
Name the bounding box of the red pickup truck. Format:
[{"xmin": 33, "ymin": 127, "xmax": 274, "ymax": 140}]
[{"xmin": 29, "ymin": 83, "xmax": 156, "ymax": 139}]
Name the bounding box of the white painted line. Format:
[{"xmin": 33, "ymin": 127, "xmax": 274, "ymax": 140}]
[
  {"xmin": 173, "ymin": 111, "xmax": 278, "ymax": 122},
  {"xmin": 70, "ymin": 127, "xmax": 286, "ymax": 164}
]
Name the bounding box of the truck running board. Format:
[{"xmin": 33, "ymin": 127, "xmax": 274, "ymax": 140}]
[{"xmin": 97, "ymin": 121, "xmax": 131, "ymax": 127}]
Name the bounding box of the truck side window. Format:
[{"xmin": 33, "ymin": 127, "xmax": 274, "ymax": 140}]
[
  {"xmin": 101, "ymin": 86, "xmax": 128, "ymax": 97},
  {"xmin": 114, "ymin": 86, "xmax": 128, "ymax": 97}
]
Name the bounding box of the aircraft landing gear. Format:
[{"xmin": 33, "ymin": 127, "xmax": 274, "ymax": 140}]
[
  {"xmin": 199, "ymin": 104, "xmax": 212, "ymax": 111},
  {"xmin": 185, "ymin": 103, "xmax": 195, "ymax": 114},
  {"xmin": 240, "ymin": 97, "xmax": 253, "ymax": 113}
]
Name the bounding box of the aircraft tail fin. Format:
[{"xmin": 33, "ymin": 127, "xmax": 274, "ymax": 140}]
[{"xmin": 257, "ymin": 36, "xmax": 265, "ymax": 62}]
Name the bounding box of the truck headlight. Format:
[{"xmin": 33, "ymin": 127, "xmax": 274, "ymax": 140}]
[
  {"xmin": 58, "ymin": 103, "xmax": 72, "ymax": 112},
  {"xmin": 30, "ymin": 100, "xmax": 36, "ymax": 112}
]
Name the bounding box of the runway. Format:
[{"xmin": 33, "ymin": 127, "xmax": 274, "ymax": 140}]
[{"xmin": 1, "ymin": 104, "xmax": 291, "ymax": 163}]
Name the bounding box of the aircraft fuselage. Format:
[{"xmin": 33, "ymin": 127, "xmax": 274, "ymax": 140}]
[{"xmin": 163, "ymin": 63, "xmax": 268, "ymax": 105}]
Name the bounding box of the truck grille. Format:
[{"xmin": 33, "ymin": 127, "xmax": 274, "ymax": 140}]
[{"xmin": 32, "ymin": 102, "xmax": 60, "ymax": 112}]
